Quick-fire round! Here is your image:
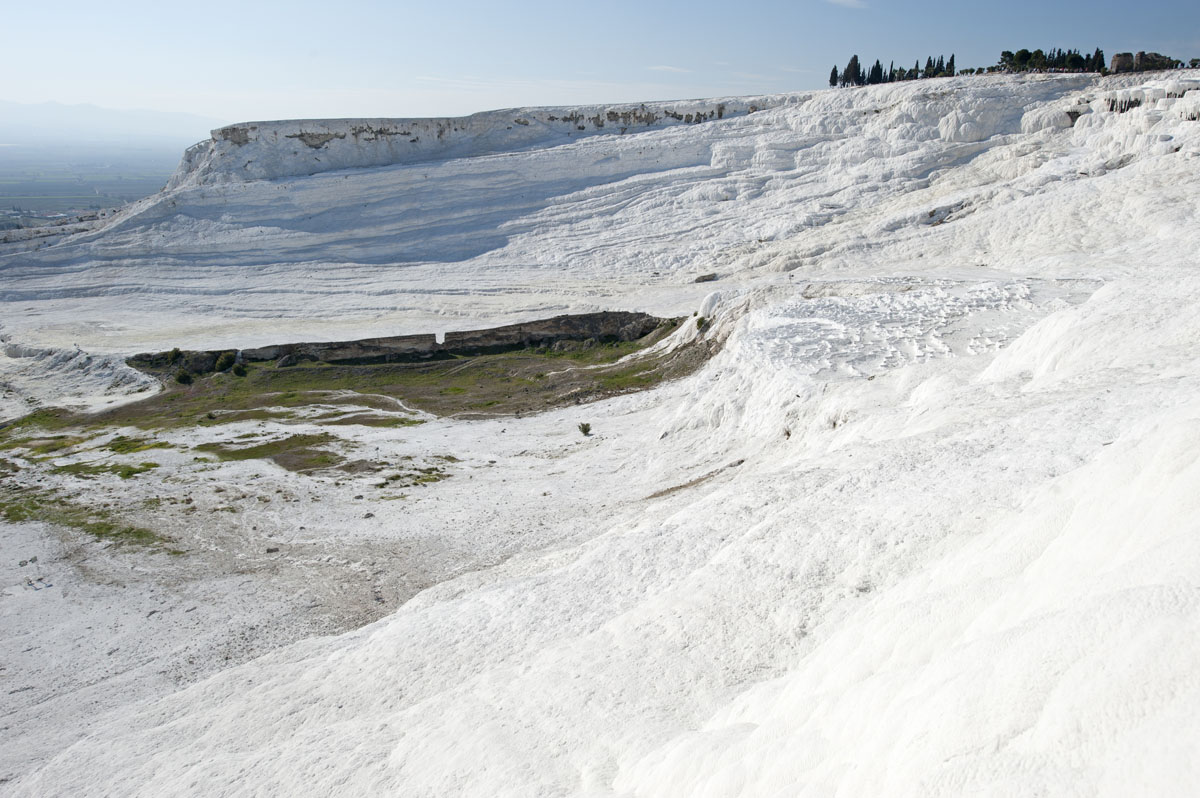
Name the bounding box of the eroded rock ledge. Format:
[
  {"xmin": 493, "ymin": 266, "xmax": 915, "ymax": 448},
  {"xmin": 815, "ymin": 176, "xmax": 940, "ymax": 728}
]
[
  {"xmin": 167, "ymin": 96, "xmax": 791, "ymax": 188},
  {"xmin": 129, "ymin": 311, "xmax": 666, "ymax": 374}
]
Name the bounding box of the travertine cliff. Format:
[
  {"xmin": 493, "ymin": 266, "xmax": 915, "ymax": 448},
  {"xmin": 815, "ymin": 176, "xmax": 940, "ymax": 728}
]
[{"xmin": 167, "ymin": 97, "xmax": 790, "ymax": 188}]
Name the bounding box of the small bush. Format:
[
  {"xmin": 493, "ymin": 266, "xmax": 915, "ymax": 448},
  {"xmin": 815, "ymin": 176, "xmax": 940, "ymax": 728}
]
[
  {"xmin": 166, "ymin": 347, "xmax": 181, "ymax": 365},
  {"xmin": 231, "ymin": 363, "xmax": 247, "ymax": 377},
  {"xmin": 696, "ymin": 316, "xmax": 708, "ymax": 331},
  {"xmin": 578, "ymin": 422, "xmax": 592, "ymax": 436},
  {"xmin": 175, "ymin": 370, "xmax": 193, "ymax": 385},
  {"xmin": 215, "ymin": 351, "xmax": 236, "ymax": 372}
]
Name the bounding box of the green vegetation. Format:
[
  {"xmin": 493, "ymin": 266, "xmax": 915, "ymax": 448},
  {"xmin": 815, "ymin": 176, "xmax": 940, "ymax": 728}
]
[
  {"xmin": 0, "ymin": 432, "xmax": 92, "ymax": 456},
  {"xmin": 578, "ymin": 422, "xmax": 592, "ymax": 436},
  {"xmin": 52, "ymin": 460, "xmax": 159, "ymax": 479},
  {"xmin": 320, "ymin": 413, "xmax": 425, "ymax": 428},
  {"xmin": 106, "ymin": 327, "xmax": 685, "ymax": 426},
  {"xmin": 214, "ymin": 352, "xmax": 236, "ymax": 372},
  {"xmin": 376, "ymin": 464, "xmax": 449, "ymax": 488},
  {"xmin": 0, "ymin": 486, "xmax": 163, "ymax": 547},
  {"xmin": 1, "ymin": 325, "xmax": 706, "ymax": 468},
  {"xmin": 0, "ymin": 408, "xmax": 74, "ymax": 435},
  {"xmin": 999, "ymin": 47, "xmax": 1106, "ymax": 73},
  {"xmin": 831, "ymin": 47, "xmax": 1111, "ymax": 86},
  {"xmin": 195, "ymin": 433, "xmax": 341, "ymax": 473},
  {"xmin": 832, "ymin": 52, "xmax": 957, "ymax": 86},
  {"xmin": 200, "ymin": 408, "xmax": 297, "ymax": 425},
  {"xmin": 0, "ymin": 319, "xmax": 710, "ymax": 492},
  {"xmin": 596, "ymin": 366, "xmax": 660, "ymax": 391},
  {"xmin": 106, "ymin": 435, "xmax": 170, "ymax": 455}
]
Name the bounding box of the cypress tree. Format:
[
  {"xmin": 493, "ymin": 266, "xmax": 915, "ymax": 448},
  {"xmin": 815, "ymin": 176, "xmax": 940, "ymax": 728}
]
[
  {"xmin": 831, "ymin": 65, "xmax": 840, "ymax": 87},
  {"xmin": 843, "ymin": 54, "xmax": 862, "ymax": 88},
  {"xmin": 947, "ymin": 54, "xmax": 955, "ymax": 76},
  {"xmin": 936, "ymin": 55, "xmax": 945, "ymax": 75},
  {"xmin": 869, "ymin": 59, "xmax": 884, "ymax": 85}
]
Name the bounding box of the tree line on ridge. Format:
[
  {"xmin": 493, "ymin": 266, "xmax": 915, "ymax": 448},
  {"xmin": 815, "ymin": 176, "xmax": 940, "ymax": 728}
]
[{"xmin": 829, "ymin": 47, "xmax": 1115, "ymax": 88}]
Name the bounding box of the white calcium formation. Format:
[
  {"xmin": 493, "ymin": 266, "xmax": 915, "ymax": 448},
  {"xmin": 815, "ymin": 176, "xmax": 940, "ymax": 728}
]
[{"xmin": 2, "ymin": 71, "xmax": 1200, "ymax": 796}]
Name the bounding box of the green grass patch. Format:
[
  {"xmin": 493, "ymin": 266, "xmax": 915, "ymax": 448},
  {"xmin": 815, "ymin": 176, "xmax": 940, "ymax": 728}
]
[
  {"xmin": 0, "ymin": 487, "xmax": 163, "ymax": 547},
  {"xmin": 30, "ymin": 436, "xmax": 89, "ymax": 455},
  {"xmin": 106, "ymin": 435, "xmax": 171, "ymax": 455},
  {"xmin": 194, "ymin": 433, "xmax": 342, "ymax": 473},
  {"xmin": 0, "ymin": 408, "xmax": 73, "ymax": 435},
  {"xmin": 596, "ymin": 366, "xmax": 660, "ymax": 391},
  {"xmin": 197, "ymin": 408, "xmax": 298, "ymax": 426},
  {"xmin": 0, "ymin": 316, "xmax": 708, "ymax": 444},
  {"xmin": 0, "ymin": 433, "xmax": 93, "ymax": 456},
  {"xmin": 320, "ymin": 414, "xmax": 425, "ymax": 428},
  {"xmin": 376, "ymin": 464, "xmax": 449, "ymax": 488},
  {"xmin": 111, "ymin": 333, "xmax": 694, "ymax": 422},
  {"xmin": 535, "ymin": 338, "xmax": 657, "ymax": 363},
  {"xmin": 52, "ymin": 460, "xmax": 159, "ymax": 479},
  {"xmin": 195, "ymin": 432, "xmax": 334, "ymax": 461}
]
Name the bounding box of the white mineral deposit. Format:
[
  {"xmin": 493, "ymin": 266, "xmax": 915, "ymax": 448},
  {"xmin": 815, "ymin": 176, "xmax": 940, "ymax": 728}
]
[{"xmin": 2, "ymin": 71, "xmax": 1199, "ymax": 796}]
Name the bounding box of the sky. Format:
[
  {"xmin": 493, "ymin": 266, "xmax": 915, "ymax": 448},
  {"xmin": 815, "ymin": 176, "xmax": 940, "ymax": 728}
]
[{"xmin": 3, "ymin": 0, "xmax": 1199, "ymax": 137}]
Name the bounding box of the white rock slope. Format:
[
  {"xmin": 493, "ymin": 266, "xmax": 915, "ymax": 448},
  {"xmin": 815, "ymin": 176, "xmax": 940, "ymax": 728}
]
[{"xmin": 2, "ymin": 72, "xmax": 1200, "ymax": 796}]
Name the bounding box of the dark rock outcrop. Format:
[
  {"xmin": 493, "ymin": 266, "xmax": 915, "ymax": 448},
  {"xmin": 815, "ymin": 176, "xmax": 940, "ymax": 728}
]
[
  {"xmin": 1111, "ymin": 51, "xmax": 1179, "ymax": 74},
  {"xmin": 1134, "ymin": 52, "xmax": 1178, "ymax": 72},
  {"xmin": 1110, "ymin": 53, "xmax": 1135, "ymax": 74},
  {"xmin": 129, "ymin": 311, "xmax": 670, "ymax": 373}
]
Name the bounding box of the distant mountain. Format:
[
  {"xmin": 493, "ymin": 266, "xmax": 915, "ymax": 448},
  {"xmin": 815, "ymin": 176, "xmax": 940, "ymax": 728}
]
[{"xmin": 0, "ymin": 100, "xmax": 227, "ymax": 147}]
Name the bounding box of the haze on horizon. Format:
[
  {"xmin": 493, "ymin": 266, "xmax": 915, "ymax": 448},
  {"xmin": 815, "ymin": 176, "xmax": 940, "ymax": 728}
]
[{"xmin": 3, "ymin": 0, "xmax": 1199, "ymax": 138}]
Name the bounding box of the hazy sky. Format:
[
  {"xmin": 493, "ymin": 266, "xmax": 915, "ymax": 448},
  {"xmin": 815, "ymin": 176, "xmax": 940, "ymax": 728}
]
[{"xmin": 4, "ymin": 0, "xmax": 1199, "ymax": 131}]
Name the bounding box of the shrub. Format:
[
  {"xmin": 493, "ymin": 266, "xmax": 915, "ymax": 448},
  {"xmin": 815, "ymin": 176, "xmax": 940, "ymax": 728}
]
[
  {"xmin": 166, "ymin": 347, "xmax": 181, "ymax": 365},
  {"xmin": 214, "ymin": 351, "xmax": 236, "ymax": 372},
  {"xmin": 696, "ymin": 316, "xmax": 708, "ymax": 331},
  {"xmin": 175, "ymin": 370, "xmax": 193, "ymax": 385},
  {"xmin": 578, "ymin": 422, "xmax": 592, "ymax": 436},
  {"xmin": 231, "ymin": 363, "xmax": 247, "ymax": 377}
]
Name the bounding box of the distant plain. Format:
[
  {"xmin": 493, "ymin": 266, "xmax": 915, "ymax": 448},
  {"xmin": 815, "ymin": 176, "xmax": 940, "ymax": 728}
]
[{"xmin": 0, "ymin": 145, "xmax": 179, "ymax": 215}]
